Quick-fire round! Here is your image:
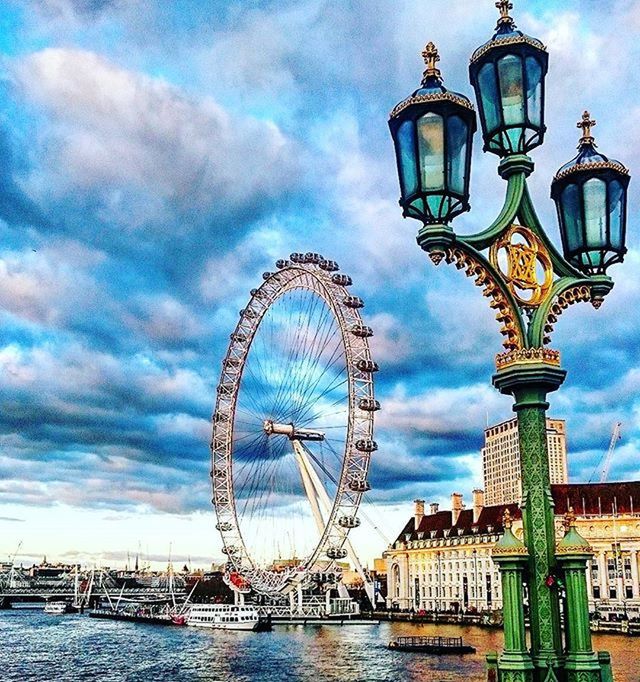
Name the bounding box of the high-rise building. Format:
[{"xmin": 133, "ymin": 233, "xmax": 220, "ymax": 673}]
[{"xmin": 482, "ymin": 417, "xmax": 568, "ymax": 506}]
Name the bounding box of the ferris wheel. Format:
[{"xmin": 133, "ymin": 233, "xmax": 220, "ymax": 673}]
[{"xmin": 211, "ymin": 253, "xmax": 379, "ymax": 596}]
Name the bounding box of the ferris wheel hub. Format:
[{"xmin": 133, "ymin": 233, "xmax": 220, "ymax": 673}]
[{"xmin": 262, "ymin": 420, "xmax": 325, "ymax": 442}]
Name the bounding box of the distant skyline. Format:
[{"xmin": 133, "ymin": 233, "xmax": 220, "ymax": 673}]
[{"xmin": 2, "ymin": 0, "xmax": 640, "ymax": 570}]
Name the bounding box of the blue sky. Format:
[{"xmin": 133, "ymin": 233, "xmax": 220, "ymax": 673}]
[{"xmin": 1, "ymin": 0, "xmax": 640, "ymax": 569}]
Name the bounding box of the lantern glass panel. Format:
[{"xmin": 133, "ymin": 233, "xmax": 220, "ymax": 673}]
[
  {"xmin": 417, "ymin": 113, "xmax": 445, "ymax": 190},
  {"xmin": 497, "ymin": 55, "xmax": 525, "ymax": 126},
  {"xmin": 525, "ymin": 56, "xmax": 543, "ymax": 127},
  {"xmin": 447, "ymin": 115, "xmax": 468, "ymax": 194},
  {"xmin": 397, "ymin": 119, "xmax": 419, "ymax": 197},
  {"xmin": 478, "ymin": 62, "xmax": 500, "ymax": 132},
  {"xmin": 427, "ymin": 195, "xmax": 444, "ymax": 217},
  {"xmin": 584, "ymin": 178, "xmax": 608, "ymax": 247},
  {"xmin": 561, "ymin": 183, "xmax": 582, "ymax": 252},
  {"xmin": 608, "ymin": 179, "xmax": 625, "ymax": 250}
]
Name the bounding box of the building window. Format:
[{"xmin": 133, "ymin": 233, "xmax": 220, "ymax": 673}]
[{"xmin": 626, "ymin": 585, "xmax": 633, "ymax": 599}]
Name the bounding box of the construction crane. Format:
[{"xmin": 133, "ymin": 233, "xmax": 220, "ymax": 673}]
[{"xmin": 589, "ymin": 422, "xmax": 622, "ymax": 483}]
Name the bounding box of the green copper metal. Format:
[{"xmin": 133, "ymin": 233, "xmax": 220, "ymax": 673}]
[
  {"xmin": 417, "ymin": 155, "xmax": 617, "ymax": 680},
  {"xmin": 493, "ymin": 366, "xmax": 565, "ymax": 679},
  {"xmin": 557, "ymin": 520, "xmax": 601, "ymax": 682},
  {"xmin": 492, "ymin": 518, "xmax": 534, "ymax": 682}
]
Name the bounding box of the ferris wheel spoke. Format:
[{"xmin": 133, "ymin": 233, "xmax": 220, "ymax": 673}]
[
  {"xmin": 269, "ymin": 288, "xmax": 327, "ymax": 421},
  {"xmin": 296, "ymin": 358, "xmax": 349, "ymax": 419},
  {"xmin": 287, "ymin": 330, "xmax": 344, "ymax": 423},
  {"xmin": 293, "ymin": 377, "xmax": 350, "ymax": 428},
  {"xmin": 288, "ymin": 301, "xmax": 340, "ymax": 404},
  {"xmin": 278, "ymin": 287, "xmax": 337, "ymax": 421}
]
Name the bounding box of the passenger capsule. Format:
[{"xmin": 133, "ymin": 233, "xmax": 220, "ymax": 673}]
[
  {"xmin": 304, "ymin": 252, "xmax": 323, "ymax": 264},
  {"xmin": 319, "ymin": 260, "xmax": 339, "ymax": 272},
  {"xmin": 275, "ymin": 259, "xmax": 290, "ymax": 269},
  {"xmin": 230, "ymin": 332, "xmax": 247, "ymax": 343},
  {"xmin": 239, "ymin": 308, "xmax": 257, "ymax": 319},
  {"xmin": 355, "ymin": 439, "xmax": 377, "ymax": 452},
  {"xmin": 289, "ymin": 252, "xmax": 305, "ymax": 263},
  {"xmin": 348, "ymin": 477, "xmax": 372, "ymax": 493},
  {"xmin": 326, "ymin": 547, "xmax": 348, "ymax": 560},
  {"xmin": 350, "ymin": 324, "xmax": 373, "ymax": 338},
  {"xmin": 262, "ymin": 272, "xmax": 273, "ymax": 280},
  {"xmin": 332, "ymin": 274, "xmax": 352, "ymax": 286},
  {"xmin": 338, "ymin": 515, "xmax": 361, "ymax": 529},
  {"xmin": 356, "ymin": 359, "xmax": 379, "ymax": 373},
  {"xmin": 216, "ymin": 522, "xmax": 233, "ymax": 532},
  {"xmin": 343, "ymin": 296, "xmax": 364, "ymax": 308},
  {"xmin": 358, "ymin": 398, "xmax": 381, "ymax": 412}
]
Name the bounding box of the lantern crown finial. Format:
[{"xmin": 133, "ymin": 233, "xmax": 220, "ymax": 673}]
[
  {"xmin": 421, "ymin": 41, "xmax": 442, "ymax": 85},
  {"xmin": 577, "ymin": 111, "xmax": 597, "ymax": 148},
  {"xmin": 563, "ymin": 506, "xmax": 577, "ymax": 531},
  {"xmin": 503, "ymin": 508, "xmax": 513, "ymax": 529},
  {"xmin": 495, "ymin": 0, "xmax": 516, "ymax": 30}
]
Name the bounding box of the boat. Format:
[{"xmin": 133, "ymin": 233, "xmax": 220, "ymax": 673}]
[
  {"xmin": 187, "ymin": 604, "xmax": 271, "ymax": 631},
  {"xmin": 90, "ymin": 608, "xmax": 174, "ymax": 626},
  {"xmin": 44, "ymin": 601, "xmax": 78, "ymax": 615},
  {"xmin": 388, "ymin": 635, "xmax": 476, "ymax": 654}
]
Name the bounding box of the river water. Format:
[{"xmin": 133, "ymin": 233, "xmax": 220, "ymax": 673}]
[{"xmin": 1, "ymin": 610, "xmax": 638, "ymax": 681}]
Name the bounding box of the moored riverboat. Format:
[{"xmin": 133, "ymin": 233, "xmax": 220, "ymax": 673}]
[
  {"xmin": 187, "ymin": 604, "xmax": 271, "ymax": 631},
  {"xmin": 44, "ymin": 601, "xmax": 78, "ymax": 615},
  {"xmin": 388, "ymin": 635, "xmax": 476, "ymax": 654},
  {"xmin": 89, "ymin": 607, "xmax": 174, "ymax": 625}
]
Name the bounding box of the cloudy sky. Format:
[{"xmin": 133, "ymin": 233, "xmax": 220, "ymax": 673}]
[{"xmin": 1, "ymin": 0, "xmax": 640, "ymax": 570}]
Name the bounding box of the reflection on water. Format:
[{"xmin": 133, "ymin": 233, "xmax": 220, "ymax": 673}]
[{"xmin": 0, "ymin": 611, "xmax": 638, "ymax": 682}]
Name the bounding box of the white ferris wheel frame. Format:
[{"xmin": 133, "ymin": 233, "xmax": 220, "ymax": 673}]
[{"xmin": 210, "ymin": 253, "xmax": 378, "ymax": 596}]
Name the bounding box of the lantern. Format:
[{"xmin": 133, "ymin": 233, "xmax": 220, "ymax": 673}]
[
  {"xmin": 469, "ymin": 1, "xmax": 548, "ymax": 157},
  {"xmin": 389, "ymin": 42, "xmax": 476, "ymax": 225},
  {"xmin": 551, "ymin": 112, "xmax": 630, "ymax": 275}
]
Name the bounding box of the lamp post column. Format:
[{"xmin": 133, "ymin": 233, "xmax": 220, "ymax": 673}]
[
  {"xmin": 493, "ymin": 361, "xmax": 566, "ymax": 678},
  {"xmin": 491, "ymin": 510, "xmax": 534, "ymax": 682},
  {"xmin": 556, "ymin": 509, "xmax": 601, "ymax": 682}
]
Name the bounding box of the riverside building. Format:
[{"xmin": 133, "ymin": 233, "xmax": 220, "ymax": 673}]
[
  {"xmin": 482, "ymin": 417, "xmax": 568, "ymax": 505},
  {"xmin": 384, "ymin": 484, "xmax": 640, "ymax": 621}
]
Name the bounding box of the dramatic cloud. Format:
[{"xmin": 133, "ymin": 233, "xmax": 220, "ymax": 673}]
[{"xmin": 1, "ymin": 0, "xmax": 640, "ymax": 568}]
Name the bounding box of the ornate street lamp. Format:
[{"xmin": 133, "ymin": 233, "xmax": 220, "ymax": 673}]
[
  {"xmin": 551, "ymin": 112, "xmax": 630, "ymax": 277},
  {"xmin": 389, "ymin": 2, "xmax": 629, "ymax": 681},
  {"xmin": 389, "ymin": 42, "xmax": 476, "ymax": 225},
  {"xmin": 469, "ymin": 0, "xmax": 548, "ymax": 156}
]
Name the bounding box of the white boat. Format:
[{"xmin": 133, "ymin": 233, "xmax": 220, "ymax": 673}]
[
  {"xmin": 44, "ymin": 601, "xmax": 77, "ymax": 615},
  {"xmin": 186, "ymin": 604, "xmax": 270, "ymax": 631}
]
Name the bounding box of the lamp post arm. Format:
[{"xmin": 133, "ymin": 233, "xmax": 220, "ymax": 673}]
[
  {"xmin": 464, "ymin": 171, "xmax": 526, "ymax": 251},
  {"xmin": 528, "ymin": 275, "xmax": 614, "ymax": 348},
  {"xmin": 426, "ymin": 237, "xmax": 528, "ymax": 351},
  {"xmin": 517, "ymin": 182, "xmax": 585, "ymax": 280}
]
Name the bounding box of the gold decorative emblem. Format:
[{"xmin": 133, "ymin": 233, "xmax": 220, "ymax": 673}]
[{"xmin": 489, "ymin": 225, "xmax": 553, "ymax": 307}]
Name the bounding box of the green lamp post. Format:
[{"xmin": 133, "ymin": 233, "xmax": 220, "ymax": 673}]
[{"xmin": 389, "ymin": 2, "xmax": 630, "ymax": 681}]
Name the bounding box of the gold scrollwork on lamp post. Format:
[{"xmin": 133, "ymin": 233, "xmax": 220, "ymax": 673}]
[{"xmin": 489, "ymin": 225, "xmax": 553, "ymax": 308}]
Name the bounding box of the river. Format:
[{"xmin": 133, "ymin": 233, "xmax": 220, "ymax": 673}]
[{"xmin": 1, "ymin": 610, "xmax": 638, "ymax": 681}]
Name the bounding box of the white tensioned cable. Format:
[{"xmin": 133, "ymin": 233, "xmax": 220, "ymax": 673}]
[{"xmin": 210, "ymin": 254, "xmax": 378, "ymax": 596}]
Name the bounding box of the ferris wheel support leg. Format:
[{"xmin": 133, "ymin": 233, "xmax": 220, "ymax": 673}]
[
  {"xmin": 292, "ymin": 440, "xmax": 328, "ymax": 535},
  {"xmin": 294, "ymin": 441, "xmax": 376, "ymax": 609}
]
